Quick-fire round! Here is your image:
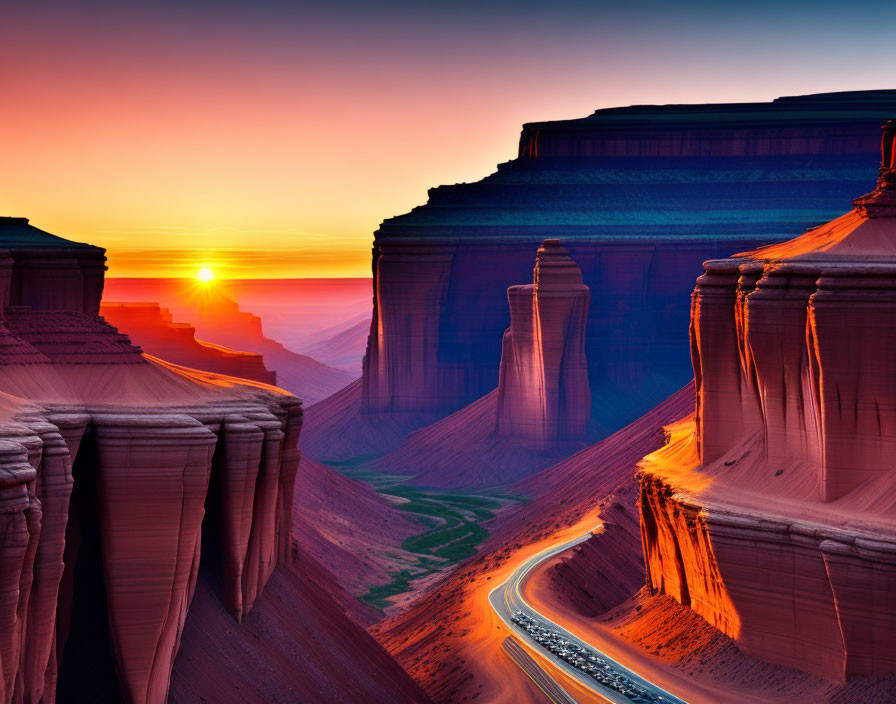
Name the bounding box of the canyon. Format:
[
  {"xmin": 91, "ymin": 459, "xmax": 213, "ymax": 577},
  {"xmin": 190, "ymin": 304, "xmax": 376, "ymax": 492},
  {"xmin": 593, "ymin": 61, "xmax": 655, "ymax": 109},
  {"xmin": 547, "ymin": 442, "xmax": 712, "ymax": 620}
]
[
  {"xmin": 366, "ymin": 102, "xmax": 896, "ymax": 704},
  {"xmin": 639, "ymin": 118, "xmax": 896, "ymax": 680},
  {"xmin": 0, "ymin": 217, "xmax": 429, "ymax": 704},
  {"xmin": 10, "ymin": 93, "xmax": 896, "ymax": 704},
  {"xmin": 372, "ymin": 386, "xmax": 694, "ymax": 703}
]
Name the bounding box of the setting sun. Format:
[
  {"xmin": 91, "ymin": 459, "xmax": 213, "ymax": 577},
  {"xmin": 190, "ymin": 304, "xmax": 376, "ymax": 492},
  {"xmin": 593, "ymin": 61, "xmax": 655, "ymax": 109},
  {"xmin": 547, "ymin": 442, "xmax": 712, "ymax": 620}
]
[{"xmin": 197, "ymin": 266, "xmax": 214, "ymax": 282}]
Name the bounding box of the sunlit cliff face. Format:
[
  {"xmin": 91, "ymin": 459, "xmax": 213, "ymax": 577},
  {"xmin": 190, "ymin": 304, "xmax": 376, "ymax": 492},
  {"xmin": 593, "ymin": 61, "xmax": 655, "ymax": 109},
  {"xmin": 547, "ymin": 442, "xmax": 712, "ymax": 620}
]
[{"xmin": 638, "ymin": 120, "xmax": 896, "ymax": 681}]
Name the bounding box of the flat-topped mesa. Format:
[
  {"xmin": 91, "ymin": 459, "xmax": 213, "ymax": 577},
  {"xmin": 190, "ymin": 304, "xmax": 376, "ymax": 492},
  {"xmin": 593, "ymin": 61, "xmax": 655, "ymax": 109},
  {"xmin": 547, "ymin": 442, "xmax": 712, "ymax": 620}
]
[
  {"xmin": 641, "ymin": 118, "xmax": 896, "ymax": 681},
  {"xmin": 496, "ymin": 240, "xmax": 590, "ymax": 449},
  {"xmin": 0, "ymin": 217, "xmax": 106, "ymax": 315},
  {"xmin": 518, "ymin": 91, "xmax": 896, "ymax": 160},
  {"xmin": 346, "ymin": 90, "xmax": 896, "ymax": 464},
  {"xmin": 0, "ymin": 220, "xmax": 303, "ymax": 704}
]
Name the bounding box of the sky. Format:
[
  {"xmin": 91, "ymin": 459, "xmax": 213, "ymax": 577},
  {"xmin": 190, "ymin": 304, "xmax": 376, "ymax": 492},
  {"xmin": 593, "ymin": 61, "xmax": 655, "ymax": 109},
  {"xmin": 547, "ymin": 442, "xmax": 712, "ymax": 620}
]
[{"xmin": 2, "ymin": 0, "xmax": 896, "ymax": 278}]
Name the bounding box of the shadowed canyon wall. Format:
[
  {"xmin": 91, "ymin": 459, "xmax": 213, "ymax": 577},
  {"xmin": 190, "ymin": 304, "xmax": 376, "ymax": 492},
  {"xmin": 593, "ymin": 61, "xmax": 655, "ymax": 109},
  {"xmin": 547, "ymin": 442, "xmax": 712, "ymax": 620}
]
[
  {"xmin": 359, "ymin": 91, "xmax": 896, "ymax": 457},
  {"xmin": 639, "ymin": 119, "xmax": 896, "ymax": 681},
  {"xmin": 356, "ymin": 240, "xmax": 591, "ymax": 487}
]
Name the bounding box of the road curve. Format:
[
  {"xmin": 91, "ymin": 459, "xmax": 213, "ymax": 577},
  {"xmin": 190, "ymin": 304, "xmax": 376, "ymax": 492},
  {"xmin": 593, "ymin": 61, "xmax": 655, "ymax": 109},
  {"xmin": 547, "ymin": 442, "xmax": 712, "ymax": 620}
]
[
  {"xmin": 488, "ymin": 526, "xmax": 689, "ymax": 704},
  {"xmin": 501, "ymin": 637, "xmax": 580, "ymax": 704}
]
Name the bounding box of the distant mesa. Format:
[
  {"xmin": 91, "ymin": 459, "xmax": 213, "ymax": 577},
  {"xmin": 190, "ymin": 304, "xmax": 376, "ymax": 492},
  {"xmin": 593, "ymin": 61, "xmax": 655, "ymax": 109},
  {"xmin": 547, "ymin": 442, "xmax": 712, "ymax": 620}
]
[
  {"xmin": 101, "ymin": 281, "xmax": 357, "ymax": 405},
  {"xmin": 99, "ymin": 301, "xmax": 277, "ymax": 386},
  {"xmin": 640, "ymin": 117, "xmax": 896, "ymax": 680}
]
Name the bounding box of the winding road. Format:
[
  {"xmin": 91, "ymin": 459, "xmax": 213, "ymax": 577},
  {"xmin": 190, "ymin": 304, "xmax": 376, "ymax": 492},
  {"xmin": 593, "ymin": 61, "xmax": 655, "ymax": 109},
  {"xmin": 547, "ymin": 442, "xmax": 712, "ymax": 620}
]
[{"xmin": 489, "ymin": 526, "xmax": 688, "ymax": 704}]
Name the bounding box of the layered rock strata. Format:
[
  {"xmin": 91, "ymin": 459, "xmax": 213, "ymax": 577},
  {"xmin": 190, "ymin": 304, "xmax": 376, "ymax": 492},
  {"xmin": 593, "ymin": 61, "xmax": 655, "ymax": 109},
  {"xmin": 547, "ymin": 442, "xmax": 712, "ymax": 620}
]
[
  {"xmin": 639, "ymin": 118, "xmax": 896, "ymax": 680},
  {"xmin": 359, "ymin": 91, "xmax": 896, "ymax": 456},
  {"xmin": 0, "ymin": 218, "xmax": 303, "ymax": 704}
]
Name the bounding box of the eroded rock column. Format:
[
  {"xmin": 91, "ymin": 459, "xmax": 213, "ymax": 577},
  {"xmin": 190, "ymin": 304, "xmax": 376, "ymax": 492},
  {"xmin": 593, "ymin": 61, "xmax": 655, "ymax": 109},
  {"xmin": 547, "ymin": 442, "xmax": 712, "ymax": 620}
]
[
  {"xmin": 691, "ymin": 259, "xmax": 745, "ymax": 463},
  {"xmin": 0, "ymin": 441, "xmax": 36, "ymax": 703},
  {"xmin": 93, "ymin": 414, "xmax": 216, "ymax": 704},
  {"xmin": 17, "ymin": 420, "xmax": 74, "ymax": 703},
  {"xmin": 496, "ymin": 240, "xmax": 590, "ymax": 449},
  {"xmin": 745, "ymin": 262, "xmax": 822, "ymax": 472},
  {"xmin": 808, "ymin": 266, "xmax": 896, "ymax": 501}
]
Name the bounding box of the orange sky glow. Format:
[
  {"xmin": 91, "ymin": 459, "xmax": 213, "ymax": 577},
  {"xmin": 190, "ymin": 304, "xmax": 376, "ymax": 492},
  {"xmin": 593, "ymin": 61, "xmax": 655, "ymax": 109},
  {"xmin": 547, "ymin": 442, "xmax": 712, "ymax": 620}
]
[{"xmin": 3, "ymin": 1, "xmax": 896, "ymax": 278}]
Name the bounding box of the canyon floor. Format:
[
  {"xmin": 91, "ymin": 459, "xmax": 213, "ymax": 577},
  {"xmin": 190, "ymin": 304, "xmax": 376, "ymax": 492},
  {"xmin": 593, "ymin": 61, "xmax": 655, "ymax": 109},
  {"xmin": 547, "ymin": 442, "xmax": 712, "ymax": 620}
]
[
  {"xmin": 98, "ymin": 276, "xmax": 896, "ymax": 703},
  {"xmin": 363, "ymin": 386, "xmax": 896, "ymax": 704}
]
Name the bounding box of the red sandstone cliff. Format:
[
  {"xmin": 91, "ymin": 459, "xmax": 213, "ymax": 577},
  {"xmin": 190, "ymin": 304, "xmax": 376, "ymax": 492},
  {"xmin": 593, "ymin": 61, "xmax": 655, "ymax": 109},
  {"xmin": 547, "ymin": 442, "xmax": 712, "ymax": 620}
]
[
  {"xmin": 0, "ymin": 220, "xmax": 427, "ymax": 704},
  {"xmin": 640, "ymin": 119, "xmax": 896, "ymax": 680},
  {"xmin": 0, "ymin": 331, "xmax": 301, "ymax": 702}
]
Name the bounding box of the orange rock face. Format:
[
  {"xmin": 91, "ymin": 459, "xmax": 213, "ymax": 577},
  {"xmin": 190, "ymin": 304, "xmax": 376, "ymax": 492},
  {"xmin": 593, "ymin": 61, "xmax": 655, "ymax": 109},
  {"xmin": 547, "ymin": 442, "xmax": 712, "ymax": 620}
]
[
  {"xmin": 640, "ymin": 119, "xmax": 896, "ymax": 680},
  {"xmin": 99, "ymin": 302, "xmax": 277, "ymax": 386},
  {"xmin": 496, "ymin": 240, "xmax": 590, "ymax": 448}
]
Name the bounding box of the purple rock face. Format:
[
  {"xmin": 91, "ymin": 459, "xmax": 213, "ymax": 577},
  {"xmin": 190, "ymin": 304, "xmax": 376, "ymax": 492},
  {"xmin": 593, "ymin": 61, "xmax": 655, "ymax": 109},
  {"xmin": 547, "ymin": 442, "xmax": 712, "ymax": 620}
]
[{"xmin": 358, "ymin": 91, "xmax": 896, "ymax": 453}]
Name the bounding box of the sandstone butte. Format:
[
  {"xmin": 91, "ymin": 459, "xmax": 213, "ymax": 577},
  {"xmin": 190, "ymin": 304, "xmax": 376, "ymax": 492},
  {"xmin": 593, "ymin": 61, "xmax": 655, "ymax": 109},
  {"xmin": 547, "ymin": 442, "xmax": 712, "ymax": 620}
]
[
  {"xmin": 496, "ymin": 239, "xmax": 590, "ymax": 449},
  {"xmin": 350, "ymin": 238, "xmax": 591, "ymax": 489},
  {"xmin": 321, "ymin": 90, "xmax": 896, "ymax": 465},
  {"xmin": 639, "ymin": 118, "xmax": 896, "ymax": 681},
  {"xmin": 0, "ymin": 217, "xmax": 431, "ymax": 704}
]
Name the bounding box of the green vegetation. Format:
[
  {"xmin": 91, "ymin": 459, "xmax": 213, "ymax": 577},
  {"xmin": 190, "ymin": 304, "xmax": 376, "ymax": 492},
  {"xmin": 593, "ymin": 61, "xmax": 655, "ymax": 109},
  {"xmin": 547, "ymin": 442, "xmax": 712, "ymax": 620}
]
[
  {"xmin": 361, "ymin": 570, "xmax": 415, "ymax": 611},
  {"xmin": 330, "ymin": 469, "xmax": 522, "ymax": 611}
]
